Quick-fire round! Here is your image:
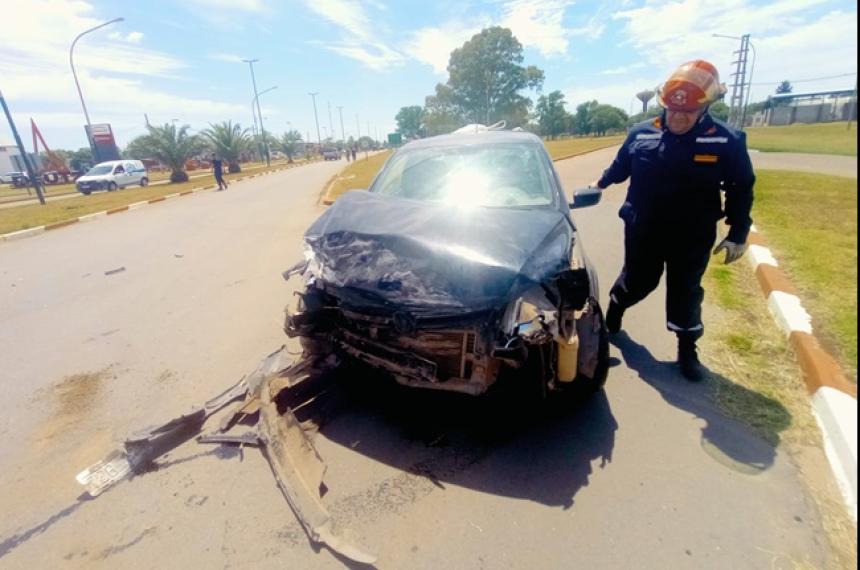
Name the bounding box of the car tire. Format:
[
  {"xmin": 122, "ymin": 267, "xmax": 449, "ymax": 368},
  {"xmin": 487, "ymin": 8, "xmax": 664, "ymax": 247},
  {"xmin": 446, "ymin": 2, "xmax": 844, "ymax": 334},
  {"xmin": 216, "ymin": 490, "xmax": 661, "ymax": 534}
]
[
  {"xmin": 80, "ymin": 189, "xmax": 91, "ymax": 196},
  {"xmin": 140, "ymin": 177, "xmax": 149, "ymax": 187},
  {"xmin": 107, "ymin": 182, "xmax": 118, "ymax": 192}
]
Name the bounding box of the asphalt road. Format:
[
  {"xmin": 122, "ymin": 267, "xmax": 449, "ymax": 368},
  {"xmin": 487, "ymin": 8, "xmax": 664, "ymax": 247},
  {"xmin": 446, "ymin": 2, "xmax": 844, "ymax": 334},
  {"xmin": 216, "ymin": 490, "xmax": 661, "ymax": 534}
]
[{"xmin": 0, "ymin": 150, "xmax": 833, "ymax": 569}]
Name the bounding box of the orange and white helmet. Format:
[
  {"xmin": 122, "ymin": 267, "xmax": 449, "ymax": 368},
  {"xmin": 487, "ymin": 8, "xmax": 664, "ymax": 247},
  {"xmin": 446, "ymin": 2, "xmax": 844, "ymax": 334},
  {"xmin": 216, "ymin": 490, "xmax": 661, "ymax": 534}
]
[{"xmin": 657, "ymin": 60, "xmax": 727, "ymax": 111}]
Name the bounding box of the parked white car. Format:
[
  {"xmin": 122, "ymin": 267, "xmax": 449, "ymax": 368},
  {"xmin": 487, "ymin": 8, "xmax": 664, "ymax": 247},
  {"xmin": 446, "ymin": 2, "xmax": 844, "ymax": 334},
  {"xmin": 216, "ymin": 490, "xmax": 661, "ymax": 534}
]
[
  {"xmin": 76, "ymin": 160, "xmax": 148, "ymax": 195},
  {"xmin": 0, "ymin": 171, "xmax": 26, "ymax": 184}
]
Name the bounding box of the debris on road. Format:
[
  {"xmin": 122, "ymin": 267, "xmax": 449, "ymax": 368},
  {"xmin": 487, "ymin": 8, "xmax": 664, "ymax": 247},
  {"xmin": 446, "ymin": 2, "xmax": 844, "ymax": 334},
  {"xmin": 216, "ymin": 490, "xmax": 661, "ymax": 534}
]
[
  {"xmin": 75, "ymin": 346, "xmax": 377, "ymax": 564},
  {"xmin": 104, "ymin": 266, "xmax": 126, "ymax": 276}
]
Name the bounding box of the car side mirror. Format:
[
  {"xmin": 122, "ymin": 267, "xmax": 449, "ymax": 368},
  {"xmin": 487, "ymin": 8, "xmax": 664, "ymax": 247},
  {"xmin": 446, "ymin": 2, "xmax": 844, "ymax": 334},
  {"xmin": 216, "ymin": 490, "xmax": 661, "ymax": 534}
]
[{"xmin": 570, "ymin": 186, "xmax": 602, "ymax": 209}]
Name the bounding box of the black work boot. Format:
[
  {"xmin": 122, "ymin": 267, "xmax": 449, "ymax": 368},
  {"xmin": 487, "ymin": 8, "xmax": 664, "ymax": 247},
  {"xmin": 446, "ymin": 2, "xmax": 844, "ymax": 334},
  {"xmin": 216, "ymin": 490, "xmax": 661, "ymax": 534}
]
[
  {"xmin": 606, "ymin": 301, "xmax": 624, "ymax": 334},
  {"xmin": 678, "ymin": 339, "xmax": 706, "ymax": 382}
]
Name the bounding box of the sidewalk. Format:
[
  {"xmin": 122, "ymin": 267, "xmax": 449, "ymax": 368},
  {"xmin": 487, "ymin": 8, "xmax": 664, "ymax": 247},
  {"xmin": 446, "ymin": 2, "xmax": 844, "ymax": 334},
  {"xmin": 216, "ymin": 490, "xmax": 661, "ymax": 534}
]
[{"xmin": 750, "ymin": 151, "xmax": 857, "ymax": 178}]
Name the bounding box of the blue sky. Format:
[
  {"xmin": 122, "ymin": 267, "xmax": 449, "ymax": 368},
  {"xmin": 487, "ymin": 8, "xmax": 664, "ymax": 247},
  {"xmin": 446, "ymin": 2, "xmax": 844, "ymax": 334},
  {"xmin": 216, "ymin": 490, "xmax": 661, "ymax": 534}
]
[{"xmin": 1, "ymin": 0, "xmax": 857, "ymax": 150}]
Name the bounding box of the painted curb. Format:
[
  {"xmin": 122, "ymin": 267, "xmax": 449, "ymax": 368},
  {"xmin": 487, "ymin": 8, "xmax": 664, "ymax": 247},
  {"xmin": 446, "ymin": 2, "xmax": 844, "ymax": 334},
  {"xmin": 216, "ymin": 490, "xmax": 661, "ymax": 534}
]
[
  {"xmin": 0, "ymin": 162, "xmax": 312, "ymax": 244},
  {"xmin": 745, "ymin": 226, "xmax": 857, "ymax": 520}
]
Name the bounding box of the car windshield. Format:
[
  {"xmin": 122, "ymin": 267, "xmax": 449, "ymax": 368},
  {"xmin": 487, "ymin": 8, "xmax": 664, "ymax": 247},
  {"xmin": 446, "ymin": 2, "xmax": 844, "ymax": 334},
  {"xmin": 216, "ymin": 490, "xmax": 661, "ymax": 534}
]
[
  {"xmin": 85, "ymin": 165, "xmax": 113, "ymax": 176},
  {"xmin": 371, "ymin": 142, "xmax": 554, "ymax": 208}
]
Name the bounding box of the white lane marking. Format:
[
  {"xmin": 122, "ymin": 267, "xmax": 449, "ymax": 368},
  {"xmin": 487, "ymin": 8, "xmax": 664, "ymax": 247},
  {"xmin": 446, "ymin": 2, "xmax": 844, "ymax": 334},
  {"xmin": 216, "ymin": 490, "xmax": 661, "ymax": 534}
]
[
  {"xmin": 767, "ymin": 290, "xmax": 813, "ymax": 335},
  {"xmin": 812, "ymin": 386, "xmax": 858, "ymax": 521}
]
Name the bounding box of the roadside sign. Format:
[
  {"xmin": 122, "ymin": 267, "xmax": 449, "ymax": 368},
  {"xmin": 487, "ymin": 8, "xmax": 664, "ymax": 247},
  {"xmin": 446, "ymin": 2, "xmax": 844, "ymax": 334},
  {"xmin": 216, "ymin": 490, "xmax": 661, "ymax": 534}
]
[
  {"xmin": 85, "ymin": 123, "xmax": 120, "ymax": 161},
  {"xmin": 387, "ymin": 132, "xmax": 402, "ymax": 146}
]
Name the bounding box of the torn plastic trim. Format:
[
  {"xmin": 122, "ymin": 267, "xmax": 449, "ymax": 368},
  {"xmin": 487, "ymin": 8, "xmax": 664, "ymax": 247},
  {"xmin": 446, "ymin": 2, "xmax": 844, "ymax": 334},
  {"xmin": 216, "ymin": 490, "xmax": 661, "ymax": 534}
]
[{"xmin": 256, "ymin": 372, "xmax": 377, "ymax": 564}]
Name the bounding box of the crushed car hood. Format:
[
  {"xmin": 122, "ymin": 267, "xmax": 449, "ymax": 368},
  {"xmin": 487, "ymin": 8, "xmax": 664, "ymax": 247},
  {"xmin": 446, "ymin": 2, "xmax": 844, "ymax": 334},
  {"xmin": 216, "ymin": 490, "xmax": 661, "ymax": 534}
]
[{"xmin": 304, "ymin": 191, "xmax": 572, "ymax": 313}]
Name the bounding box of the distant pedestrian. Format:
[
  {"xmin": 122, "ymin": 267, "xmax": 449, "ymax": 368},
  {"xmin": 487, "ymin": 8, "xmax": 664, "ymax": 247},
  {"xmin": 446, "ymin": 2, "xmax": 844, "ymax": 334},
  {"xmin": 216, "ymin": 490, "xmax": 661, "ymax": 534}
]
[
  {"xmin": 351, "ymin": 147, "xmax": 357, "ymax": 161},
  {"xmin": 345, "ymin": 148, "xmax": 351, "ymax": 162},
  {"xmin": 211, "ymin": 155, "xmax": 228, "ymax": 191}
]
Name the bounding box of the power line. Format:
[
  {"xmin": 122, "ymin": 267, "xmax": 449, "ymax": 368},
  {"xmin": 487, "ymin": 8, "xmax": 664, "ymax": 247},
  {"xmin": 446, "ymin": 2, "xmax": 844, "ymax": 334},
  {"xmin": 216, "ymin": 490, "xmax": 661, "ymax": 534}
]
[{"xmin": 752, "ymin": 72, "xmax": 857, "ymax": 86}]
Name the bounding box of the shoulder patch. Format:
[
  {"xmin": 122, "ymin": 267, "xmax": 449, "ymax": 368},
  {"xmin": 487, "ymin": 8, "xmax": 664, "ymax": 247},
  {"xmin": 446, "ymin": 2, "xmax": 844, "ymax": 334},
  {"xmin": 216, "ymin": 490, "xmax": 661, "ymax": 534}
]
[{"xmin": 695, "ymin": 136, "xmax": 729, "ymax": 143}]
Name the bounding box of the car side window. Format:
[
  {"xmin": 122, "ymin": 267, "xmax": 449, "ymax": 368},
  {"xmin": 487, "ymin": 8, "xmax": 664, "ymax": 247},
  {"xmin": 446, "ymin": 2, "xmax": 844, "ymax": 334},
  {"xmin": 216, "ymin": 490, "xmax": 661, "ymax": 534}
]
[{"xmin": 114, "ymin": 165, "xmax": 125, "ymax": 174}]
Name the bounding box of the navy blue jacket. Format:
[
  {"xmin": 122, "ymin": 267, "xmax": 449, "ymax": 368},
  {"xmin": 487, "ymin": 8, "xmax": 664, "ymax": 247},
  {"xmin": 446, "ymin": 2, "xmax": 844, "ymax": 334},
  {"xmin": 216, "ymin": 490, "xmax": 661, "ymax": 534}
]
[{"xmin": 598, "ymin": 112, "xmax": 755, "ymax": 243}]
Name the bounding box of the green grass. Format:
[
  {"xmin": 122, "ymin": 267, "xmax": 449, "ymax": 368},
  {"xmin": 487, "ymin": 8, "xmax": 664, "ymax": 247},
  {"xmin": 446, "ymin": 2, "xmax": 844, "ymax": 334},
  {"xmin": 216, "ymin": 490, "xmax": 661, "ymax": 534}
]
[
  {"xmin": 746, "ymin": 122, "xmax": 858, "ymax": 156},
  {"xmin": 543, "ymin": 135, "xmax": 626, "ymax": 160},
  {"xmin": 325, "ymin": 151, "xmax": 393, "ymax": 201},
  {"xmin": 753, "ymin": 170, "xmax": 857, "ymax": 380},
  {"xmin": 0, "ymin": 160, "xmax": 305, "ymax": 235},
  {"xmin": 0, "ymin": 161, "xmax": 286, "ymax": 205}
]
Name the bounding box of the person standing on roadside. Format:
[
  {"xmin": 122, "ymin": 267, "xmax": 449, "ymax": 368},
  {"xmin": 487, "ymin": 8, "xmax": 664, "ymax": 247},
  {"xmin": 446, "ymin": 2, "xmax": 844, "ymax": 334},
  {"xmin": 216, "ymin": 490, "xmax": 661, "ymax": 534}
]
[
  {"xmin": 351, "ymin": 147, "xmax": 357, "ymax": 162},
  {"xmin": 211, "ymin": 155, "xmax": 228, "ymax": 191},
  {"xmin": 591, "ymin": 60, "xmax": 755, "ymax": 381}
]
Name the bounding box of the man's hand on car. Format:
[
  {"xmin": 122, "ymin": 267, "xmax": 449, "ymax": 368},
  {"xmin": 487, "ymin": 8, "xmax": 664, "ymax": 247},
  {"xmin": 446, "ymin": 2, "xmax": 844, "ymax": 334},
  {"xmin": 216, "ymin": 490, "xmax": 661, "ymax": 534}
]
[{"xmin": 712, "ymin": 239, "xmax": 748, "ymax": 264}]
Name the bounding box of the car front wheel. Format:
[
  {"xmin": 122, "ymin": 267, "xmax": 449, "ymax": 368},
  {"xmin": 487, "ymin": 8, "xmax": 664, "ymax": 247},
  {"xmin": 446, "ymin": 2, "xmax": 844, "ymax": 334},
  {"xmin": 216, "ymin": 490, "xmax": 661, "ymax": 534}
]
[
  {"xmin": 107, "ymin": 182, "xmax": 118, "ymax": 192},
  {"xmin": 140, "ymin": 177, "xmax": 149, "ymax": 187}
]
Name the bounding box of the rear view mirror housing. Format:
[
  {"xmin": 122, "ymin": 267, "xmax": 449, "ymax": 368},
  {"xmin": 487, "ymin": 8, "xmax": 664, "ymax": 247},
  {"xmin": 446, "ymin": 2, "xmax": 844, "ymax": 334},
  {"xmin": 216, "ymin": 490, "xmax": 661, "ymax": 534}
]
[{"xmin": 570, "ymin": 186, "xmax": 602, "ymax": 209}]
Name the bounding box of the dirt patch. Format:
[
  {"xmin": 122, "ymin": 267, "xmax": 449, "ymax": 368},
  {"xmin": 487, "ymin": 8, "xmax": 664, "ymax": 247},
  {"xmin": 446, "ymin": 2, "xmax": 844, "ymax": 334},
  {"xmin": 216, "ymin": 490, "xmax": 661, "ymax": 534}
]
[{"xmin": 30, "ymin": 368, "xmax": 114, "ymax": 448}]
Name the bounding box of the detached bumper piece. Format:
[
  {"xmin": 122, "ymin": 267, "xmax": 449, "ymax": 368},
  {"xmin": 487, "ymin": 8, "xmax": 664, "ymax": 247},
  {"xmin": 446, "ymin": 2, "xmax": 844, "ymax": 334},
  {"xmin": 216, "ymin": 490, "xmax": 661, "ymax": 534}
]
[{"xmin": 75, "ymin": 346, "xmax": 377, "ymax": 564}]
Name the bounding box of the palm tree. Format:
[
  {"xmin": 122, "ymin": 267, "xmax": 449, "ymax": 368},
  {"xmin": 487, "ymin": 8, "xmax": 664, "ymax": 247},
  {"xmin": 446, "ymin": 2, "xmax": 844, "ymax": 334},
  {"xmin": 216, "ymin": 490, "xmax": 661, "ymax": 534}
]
[
  {"xmin": 201, "ymin": 121, "xmax": 250, "ymax": 173},
  {"xmin": 276, "ymin": 130, "xmax": 303, "ymax": 163},
  {"xmin": 125, "ymin": 123, "xmax": 202, "ymax": 183}
]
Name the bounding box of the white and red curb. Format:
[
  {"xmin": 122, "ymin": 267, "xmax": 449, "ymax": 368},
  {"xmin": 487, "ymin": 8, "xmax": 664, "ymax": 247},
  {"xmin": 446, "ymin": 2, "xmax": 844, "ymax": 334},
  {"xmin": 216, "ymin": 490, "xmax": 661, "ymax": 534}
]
[
  {"xmin": 0, "ymin": 160, "xmax": 321, "ymax": 245},
  {"xmin": 745, "ymin": 225, "xmax": 857, "ymax": 520}
]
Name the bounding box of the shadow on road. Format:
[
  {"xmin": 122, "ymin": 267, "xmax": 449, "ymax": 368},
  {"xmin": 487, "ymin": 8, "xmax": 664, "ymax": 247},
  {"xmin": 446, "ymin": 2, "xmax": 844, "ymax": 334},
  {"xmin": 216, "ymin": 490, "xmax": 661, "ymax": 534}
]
[
  {"xmin": 313, "ymin": 366, "xmax": 618, "ymax": 511},
  {"xmin": 610, "ymin": 331, "xmax": 789, "ymax": 473}
]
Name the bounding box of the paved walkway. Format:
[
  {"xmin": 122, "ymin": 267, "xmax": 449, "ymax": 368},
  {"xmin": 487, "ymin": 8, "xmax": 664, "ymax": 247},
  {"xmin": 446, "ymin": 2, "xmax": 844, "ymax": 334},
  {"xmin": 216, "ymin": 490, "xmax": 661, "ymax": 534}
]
[{"xmin": 750, "ymin": 151, "xmax": 857, "ymax": 178}]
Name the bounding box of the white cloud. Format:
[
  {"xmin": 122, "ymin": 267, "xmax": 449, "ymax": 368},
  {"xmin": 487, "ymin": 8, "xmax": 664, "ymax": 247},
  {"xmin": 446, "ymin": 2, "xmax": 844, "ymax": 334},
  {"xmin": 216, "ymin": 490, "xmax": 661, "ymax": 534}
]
[
  {"xmin": 612, "ymin": 0, "xmax": 857, "ymax": 103},
  {"xmin": 186, "ymin": 0, "xmax": 264, "ymax": 11},
  {"xmin": 301, "ymin": 0, "xmax": 405, "ymax": 70},
  {"xmin": 405, "ymin": 21, "xmax": 485, "ymax": 74},
  {"xmin": 500, "ymin": 0, "xmax": 576, "ymax": 57},
  {"xmin": 209, "ymin": 53, "xmax": 245, "ymax": 63},
  {"xmin": 600, "ymin": 62, "xmax": 646, "ymax": 76}
]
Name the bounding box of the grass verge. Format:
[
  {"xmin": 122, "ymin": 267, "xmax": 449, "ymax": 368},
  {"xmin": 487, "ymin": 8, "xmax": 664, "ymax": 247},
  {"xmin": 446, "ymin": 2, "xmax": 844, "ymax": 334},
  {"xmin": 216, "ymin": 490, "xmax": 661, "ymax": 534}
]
[
  {"xmin": 0, "ymin": 160, "xmax": 296, "ymax": 205},
  {"xmin": 324, "ymin": 151, "xmax": 392, "ymax": 202},
  {"xmin": 746, "ymin": 122, "xmax": 858, "ymax": 156},
  {"xmin": 702, "ymin": 246, "xmax": 857, "ymax": 569},
  {"xmin": 0, "ymin": 160, "xmax": 304, "ymax": 235},
  {"xmin": 753, "ymin": 171, "xmax": 857, "ymax": 381},
  {"xmin": 544, "ymin": 135, "xmax": 625, "ymax": 159}
]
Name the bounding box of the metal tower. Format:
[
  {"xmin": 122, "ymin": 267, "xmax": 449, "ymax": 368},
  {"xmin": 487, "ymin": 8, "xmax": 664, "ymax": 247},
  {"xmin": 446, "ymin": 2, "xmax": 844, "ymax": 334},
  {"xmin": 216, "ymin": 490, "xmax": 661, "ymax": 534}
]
[{"xmin": 727, "ymin": 34, "xmax": 751, "ymax": 128}]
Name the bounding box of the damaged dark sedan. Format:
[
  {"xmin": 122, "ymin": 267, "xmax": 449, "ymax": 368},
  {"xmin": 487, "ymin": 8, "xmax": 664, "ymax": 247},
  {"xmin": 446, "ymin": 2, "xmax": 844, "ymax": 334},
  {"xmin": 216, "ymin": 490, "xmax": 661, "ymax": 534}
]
[{"xmin": 286, "ymin": 130, "xmax": 609, "ymax": 398}]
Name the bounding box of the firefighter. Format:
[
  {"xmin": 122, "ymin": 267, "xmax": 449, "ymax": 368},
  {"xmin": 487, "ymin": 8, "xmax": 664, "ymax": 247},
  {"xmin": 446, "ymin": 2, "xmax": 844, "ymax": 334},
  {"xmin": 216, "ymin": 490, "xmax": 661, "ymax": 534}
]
[{"xmin": 591, "ymin": 60, "xmax": 755, "ymax": 381}]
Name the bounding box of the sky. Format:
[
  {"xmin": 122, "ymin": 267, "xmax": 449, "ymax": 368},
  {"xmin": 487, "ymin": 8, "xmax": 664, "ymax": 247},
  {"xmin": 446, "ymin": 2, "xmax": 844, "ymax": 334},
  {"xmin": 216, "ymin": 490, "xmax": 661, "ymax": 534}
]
[{"xmin": 0, "ymin": 0, "xmax": 857, "ymax": 151}]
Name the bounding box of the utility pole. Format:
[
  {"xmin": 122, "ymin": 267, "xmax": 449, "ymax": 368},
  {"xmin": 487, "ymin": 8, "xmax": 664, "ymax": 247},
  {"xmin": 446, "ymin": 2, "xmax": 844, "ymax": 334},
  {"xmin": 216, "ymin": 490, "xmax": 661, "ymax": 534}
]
[
  {"xmin": 715, "ymin": 33, "xmax": 753, "ymax": 129},
  {"xmin": 337, "ymin": 106, "xmax": 346, "ymax": 144},
  {"xmin": 243, "ymin": 58, "xmax": 269, "ymax": 166},
  {"xmin": 70, "ymin": 17, "xmax": 123, "ymax": 163},
  {"xmin": 309, "ymin": 92, "xmax": 321, "ymax": 151},
  {"xmin": 1, "ymin": 91, "xmax": 45, "ymax": 205}
]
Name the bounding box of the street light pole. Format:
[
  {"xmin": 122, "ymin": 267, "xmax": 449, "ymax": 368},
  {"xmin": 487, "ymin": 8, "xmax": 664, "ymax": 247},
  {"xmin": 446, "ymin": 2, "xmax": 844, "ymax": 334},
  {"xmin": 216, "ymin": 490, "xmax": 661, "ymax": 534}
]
[
  {"xmin": 70, "ymin": 16, "xmax": 123, "ymax": 163},
  {"xmin": 337, "ymin": 106, "xmax": 346, "ymax": 144},
  {"xmin": 308, "ymin": 92, "xmax": 321, "ymax": 151},
  {"xmin": 243, "ymin": 58, "xmax": 270, "ymax": 166},
  {"xmin": 251, "ymin": 85, "xmax": 277, "ymax": 164}
]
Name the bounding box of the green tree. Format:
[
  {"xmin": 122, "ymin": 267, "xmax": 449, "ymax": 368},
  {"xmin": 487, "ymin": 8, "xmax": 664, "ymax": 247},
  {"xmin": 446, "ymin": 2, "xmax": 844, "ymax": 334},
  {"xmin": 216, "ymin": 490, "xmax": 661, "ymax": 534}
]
[
  {"xmin": 445, "ymin": 26, "xmax": 544, "ymax": 126},
  {"xmin": 776, "ymin": 80, "xmax": 793, "ymax": 94},
  {"xmin": 201, "ymin": 120, "xmax": 250, "ymax": 173},
  {"xmin": 55, "ymin": 147, "xmax": 93, "ymax": 170},
  {"xmin": 276, "ymin": 130, "xmax": 303, "ymax": 163},
  {"xmin": 573, "ymin": 100, "xmax": 599, "ymax": 135},
  {"xmin": 535, "ymin": 90, "xmax": 570, "ymax": 139},
  {"xmin": 628, "ymin": 104, "xmax": 662, "ymax": 126},
  {"xmin": 395, "ymin": 106, "xmax": 425, "ymax": 139},
  {"xmin": 423, "ymin": 84, "xmax": 465, "ymax": 135},
  {"xmin": 589, "ymin": 104, "xmax": 628, "ymax": 136},
  {"xmin": 125, "ymin": 123, "xmax": 202, "ymax": 183},
  {"xmin": 709, "ymin": 101, "xmax": 730, "ymax": 122}
]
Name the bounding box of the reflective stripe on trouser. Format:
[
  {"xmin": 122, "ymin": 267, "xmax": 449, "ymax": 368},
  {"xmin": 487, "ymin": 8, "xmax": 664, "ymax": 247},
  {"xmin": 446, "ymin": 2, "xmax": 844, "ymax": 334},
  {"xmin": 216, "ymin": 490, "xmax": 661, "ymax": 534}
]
[{"xmin": 609, "ymin": 220, "xmax": 716, "ymax": 342}]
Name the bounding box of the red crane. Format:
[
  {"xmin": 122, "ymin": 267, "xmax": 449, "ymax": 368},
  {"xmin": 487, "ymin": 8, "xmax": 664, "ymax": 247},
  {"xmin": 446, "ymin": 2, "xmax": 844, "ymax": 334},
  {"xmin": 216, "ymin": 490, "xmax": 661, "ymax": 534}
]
[{"xmin": 31, "ymin": 118, "xmax": 72, "ymax": 184}]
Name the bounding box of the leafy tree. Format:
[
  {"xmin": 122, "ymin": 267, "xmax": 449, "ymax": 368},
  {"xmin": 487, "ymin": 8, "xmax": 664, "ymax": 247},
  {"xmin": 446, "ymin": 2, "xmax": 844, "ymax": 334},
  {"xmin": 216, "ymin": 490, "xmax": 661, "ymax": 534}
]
[
  {"xmin": 200, "ymin": 120, "xmax": 250, "ymax": 173},
  {"xmin": 589, "ymin": 104, "xmax": 628, "ymax": 136},
  {"xmin": 124, "ymin": 123, "xmax": 202, "ymax": 183},
  {"xmin": 776, "ymin": 80, "xmax": 793, "ymax": 94},
  {"xmin": 573, "ymin": 100, "xmax": 599, "ymax": 135},
  {"xmin": 445, "ymin": 26, "xmax": 544, "ymax": 126},
  {"xmin": 709, "ymin": 101, "xmax": 730, "ymax": 122},
  {"xmin": 395, "ymin": 106, "xmax": 425, "ymax": 139},
  {"xmin": 276, "ymin": 130, "xmax": 303, "ymax": 163},
  {"xmin": 535, "ymin": 90, "xmax": 570, "ymax": 138},
  {"xmin": 55, "ymin": 147, "xmax": 93, "ymax": 170},
  {"xmin": 423, "ymin": 84, "xmax": 465, "ymax": 135}
]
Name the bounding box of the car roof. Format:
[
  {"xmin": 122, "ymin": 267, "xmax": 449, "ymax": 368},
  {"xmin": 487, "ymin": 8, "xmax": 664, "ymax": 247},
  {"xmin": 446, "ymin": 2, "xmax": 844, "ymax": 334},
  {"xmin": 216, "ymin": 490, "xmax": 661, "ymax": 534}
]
[{"xmin": 401, "ymin": 130, "xmax": 543, "ymax": 150}]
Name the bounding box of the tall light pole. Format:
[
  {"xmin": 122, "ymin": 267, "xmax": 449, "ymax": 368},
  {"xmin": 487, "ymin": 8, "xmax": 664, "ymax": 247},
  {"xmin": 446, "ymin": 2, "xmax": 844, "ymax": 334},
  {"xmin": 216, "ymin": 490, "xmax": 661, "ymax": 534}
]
[
  {"xmin": 327, "ymin": 100, "xmax": 334, "ymax": 140},
  {"xmin": 308, "ymin": 92, "xmax": 321, "ymax": 151},
  {"xmin": 70, "ymin": 16, "xmax": 123, "ymax": 162},
  {"xmin": 713, "ymin": 33, "xmax": 756, "ymax": 129},
  {"xmin": 251, "ymin": 85, "xmax": 277, "ymax": 163},
  {"xmin": 337, "ymin": 106, "xmax": 346, "ymax": 143},
  {"xmin": 243, "ymin": 58, "xmax": 270, "ymax": 166}
]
